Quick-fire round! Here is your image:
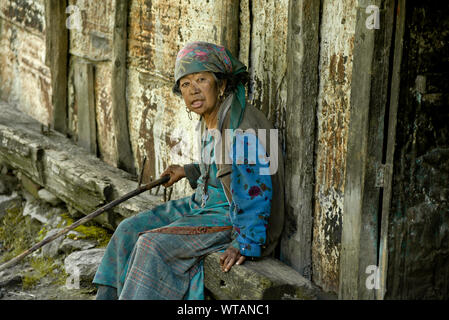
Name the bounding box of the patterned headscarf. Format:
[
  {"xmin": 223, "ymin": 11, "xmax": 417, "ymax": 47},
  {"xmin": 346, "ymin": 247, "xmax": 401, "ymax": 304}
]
[{"xmin": 174, "ymin": 41, "xmax": 247, "ymax": 130}]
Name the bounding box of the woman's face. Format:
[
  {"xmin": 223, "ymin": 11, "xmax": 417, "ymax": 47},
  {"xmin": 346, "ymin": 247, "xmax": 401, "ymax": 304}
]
[{"xmin": 179, "ymin": 71, "xmax": 226, "ymax": 117}]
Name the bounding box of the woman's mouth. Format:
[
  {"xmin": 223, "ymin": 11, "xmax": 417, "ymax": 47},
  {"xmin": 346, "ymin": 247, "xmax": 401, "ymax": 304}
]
[{"xmin": 191, "ymin": 100, "xmax": 204, "ymax": 108}]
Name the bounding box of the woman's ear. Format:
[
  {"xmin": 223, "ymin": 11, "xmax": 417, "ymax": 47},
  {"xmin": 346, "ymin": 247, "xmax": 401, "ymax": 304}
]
[{"xmin": 220, "ymin": 79, "xmax": 227, "ymax": 95}]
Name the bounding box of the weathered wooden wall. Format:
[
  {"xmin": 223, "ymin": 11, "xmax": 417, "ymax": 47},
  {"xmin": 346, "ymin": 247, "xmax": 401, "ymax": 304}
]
[
  {"xmin": 126, "ymin": 0, "xmax": 240, "ymax": 199},
  {"xmin": 0, "ymin": 0, "xmax": 350, "ymax": 296},
  {"xmin": 0, "ymin": 0, "xmax": 418, "ymax": 299},
  {"xmin": 239, "ymin": 0, "xmax": 288, "ymax": 135},
  {"xmin": 282, "ymin": 0, "xmax": 320, "ymax": 282},
  {"xmin": 0, "ymin": 0, "xmax": 51, "ymax": 125},
  {"xmin": 67, "ymin": 0, "xmax": 117, "ymax": 167}
]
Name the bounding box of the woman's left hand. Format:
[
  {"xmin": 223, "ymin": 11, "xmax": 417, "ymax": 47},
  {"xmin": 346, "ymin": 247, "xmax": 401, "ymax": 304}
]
[{"xmin": 219, "ymin": 246, "xmax": 246, "ymax": 272}]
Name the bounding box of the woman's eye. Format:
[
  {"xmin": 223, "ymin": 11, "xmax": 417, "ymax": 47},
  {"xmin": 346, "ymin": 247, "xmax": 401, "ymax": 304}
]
[
  {"xmin": 198, "ymin": 77, "xmax": 205, "ymax": 82},
  {"xmin": 181, "ymin": 82, "xmax": 189, "ymax": 88}
]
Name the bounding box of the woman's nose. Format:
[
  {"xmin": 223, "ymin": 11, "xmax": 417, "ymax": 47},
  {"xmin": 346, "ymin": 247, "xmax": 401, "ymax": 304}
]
[{"xmin": 190, "ymin": 81, "xmax": 200, "ymax": 94}]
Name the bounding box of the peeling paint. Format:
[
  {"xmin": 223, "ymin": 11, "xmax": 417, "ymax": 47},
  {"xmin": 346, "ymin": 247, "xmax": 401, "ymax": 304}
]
[
  {"xmin": 245, "ymin": 0, "xmax": 288, "ymax": 136},
  {"xmin": 312, "ymin": 0, "xmax": 357, "ymax": 293},
  {"xmin": 68, "ymin": 0, "xmax": 115, "ymax": 61},
  {"xmin": 94, "ymin": 62, "xmax": 117, "ymax": 167},
  {"xmin": 0, "ymin": 0, "xmax": 45, "ymax": 35},
  {"xmin": 0, "ymin": 0, "xmax": 51, "ymax": 125}
]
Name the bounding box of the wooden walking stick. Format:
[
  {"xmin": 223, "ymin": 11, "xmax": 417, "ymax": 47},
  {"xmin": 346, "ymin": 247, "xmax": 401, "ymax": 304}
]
[{"xmin": 0, "ymin": 175, "xmax": 170, "ymax": 272}]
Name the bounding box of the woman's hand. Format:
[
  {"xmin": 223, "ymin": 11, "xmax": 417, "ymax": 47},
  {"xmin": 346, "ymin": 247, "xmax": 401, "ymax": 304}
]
[
  {"xmin": 160, "ymin": 165, "xmax": 186, "ymax": 187},
  {"xmin": 219, "ymin": 246, "xmax": 246, "ymax": 272}
]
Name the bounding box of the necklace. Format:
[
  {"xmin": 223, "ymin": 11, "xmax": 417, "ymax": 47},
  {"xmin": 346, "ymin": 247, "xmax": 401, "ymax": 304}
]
[{"xmin": 200, "ymin": 133, "xmax": 212, "ymax": 208}]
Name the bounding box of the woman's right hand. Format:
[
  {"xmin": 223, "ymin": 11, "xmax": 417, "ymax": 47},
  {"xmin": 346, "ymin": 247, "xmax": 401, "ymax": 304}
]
[{"xmin": 160, "ymin": 164, "xmax": 186, "ymax": 187}]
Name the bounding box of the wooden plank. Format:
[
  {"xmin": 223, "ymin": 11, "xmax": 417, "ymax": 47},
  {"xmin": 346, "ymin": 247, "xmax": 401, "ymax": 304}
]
[
  {"xmin": 281, "ymin": 0, "xmax": 320, "ymax": 280},
  {"xmin": 74, "ymin": 62, "xmax": 97, "ymax": 154},
  {"xmin": 338, "ymin": 0, "xmax": 380, "ymax": 300},
  {"xmin": 377, "ymin": 0, "xmax": 406, "ymax": 300},
  {"xmin": 219, "ymin": 0, "xmax": 240, "ymax": 57},
  {"xmin": 354, "ymin": 0, "xmax": 397, "ymax": 300},
  {"xmin": 45, "ymin": 0, "xmax": 68, "ymax": 134},
  {"xmin": 0, "ymin": 101, "xmax": 162, "ymax": 229},
  {"xmin": 110, "ymin": 0, "xmax": 135, "ymax": 174},
  {"xmin": 204, "ymin": 252, "xmax": 318, "ymax": 300}
]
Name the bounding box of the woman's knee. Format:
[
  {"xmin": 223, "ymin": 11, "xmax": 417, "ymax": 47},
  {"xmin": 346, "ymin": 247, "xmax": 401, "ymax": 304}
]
[
  {"xmin": 114, "ymin": 212, "xmax": 151, "ymax": 236},
  {"xmin": 114, "ymin": 217, "xmax": 135, "ymax": 235},
  {"xmin": 134, "ymin": 232, "xmax": 167, "ymax": 253}
]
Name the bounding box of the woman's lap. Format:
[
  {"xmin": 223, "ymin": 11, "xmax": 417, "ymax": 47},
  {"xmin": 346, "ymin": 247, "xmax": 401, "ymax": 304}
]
[
  {"xmin": 119, "ymin": 228, "xmax": 232, "ymax": 299},
  {"xmin": 92, "ymin": 196, "xmax": 192, "ymax": 291}
]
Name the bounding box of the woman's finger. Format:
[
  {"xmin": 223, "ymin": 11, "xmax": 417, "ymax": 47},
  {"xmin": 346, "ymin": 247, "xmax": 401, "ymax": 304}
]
[
  {"xmin": 224, "ymin": 256, "xmax": 236, "ymax": 272},
  {"xmin": 219, "ymin": 252, "xmax": 227, "ymax": 267},
  {"xmin": 161, "ymin": 170, "xmax": 174, "ymax": 187},
  {"xmin": 236, "ymin": 255, "xmax": 246, "ymax": 265},
  {"xmin": 223, "ymin": 254, "xmax": 231, "ymax": 269}
]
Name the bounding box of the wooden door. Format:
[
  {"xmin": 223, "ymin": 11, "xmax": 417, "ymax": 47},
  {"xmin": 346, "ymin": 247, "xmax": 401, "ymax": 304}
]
[{"xmin": 378, "ymin": 0, "xmax": 449, "ymax": 299}]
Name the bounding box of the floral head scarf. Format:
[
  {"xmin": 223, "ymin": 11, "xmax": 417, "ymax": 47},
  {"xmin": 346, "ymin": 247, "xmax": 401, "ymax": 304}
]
[{"xmin": 174, "ymin": 41, "xmax": 247, "ymax": 130}]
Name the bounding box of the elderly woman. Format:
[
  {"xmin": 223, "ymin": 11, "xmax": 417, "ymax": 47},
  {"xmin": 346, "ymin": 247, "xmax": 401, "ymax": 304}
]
[{"xmin": 93, "ymin": 41, "xmax": 284, "ymax": 300}]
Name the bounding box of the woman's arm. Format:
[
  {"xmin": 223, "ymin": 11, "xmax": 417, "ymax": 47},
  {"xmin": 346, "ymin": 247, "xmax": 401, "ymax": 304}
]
[
  {"xmin": 183, "ymin": 163, "xmax": 201, "ymax": 189},
  {"xmin": 220, "ymin": 131, "xmax": 273, "ymax": 272}
]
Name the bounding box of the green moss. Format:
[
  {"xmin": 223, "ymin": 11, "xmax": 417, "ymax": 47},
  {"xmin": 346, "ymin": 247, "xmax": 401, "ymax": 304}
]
[
  {"xmin": 1, "ymin": 207, "xmax": 111, "ymax": 291},
  {"xmin": 0, "ymin": 206, "xmax": 41, "ymax": 263},
  {"xmin": 59, "ymin": 213, "xmax": 112, "ymax": 247},
  {"xmin": 22, "ymin": 256, "xmax": 67, "ymax": 290}
]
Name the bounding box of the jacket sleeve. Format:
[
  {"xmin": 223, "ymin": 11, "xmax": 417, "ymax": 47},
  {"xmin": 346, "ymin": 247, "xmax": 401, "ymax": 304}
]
[
  {"xmin": 183, "ymin": 163, "xmax": 201, "ymax": 189},
  {"xmin": 229, "ymin": 132, "xmax": 273, "ymax": 257}
]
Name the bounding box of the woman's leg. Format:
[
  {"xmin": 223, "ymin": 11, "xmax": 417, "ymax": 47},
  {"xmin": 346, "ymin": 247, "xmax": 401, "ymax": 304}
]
[
  {"xmin": 92, "ymin": 197, "xmax": 192, "ymax": 299},
  {"xmin": 118, "ymin": 224, "xmax": 232, "ymax": 300},
  {"xmin": 95, "ymin": 284, "xmax": 118, "ymax": 300}
]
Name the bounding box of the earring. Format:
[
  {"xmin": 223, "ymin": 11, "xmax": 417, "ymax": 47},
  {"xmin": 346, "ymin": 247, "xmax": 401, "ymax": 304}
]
[{"xmin": 186, "ymin": 107, "xmax": 192, "ymax": 120}]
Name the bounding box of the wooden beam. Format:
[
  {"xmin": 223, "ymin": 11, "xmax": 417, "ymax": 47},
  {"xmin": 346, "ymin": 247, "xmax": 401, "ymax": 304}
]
[
  {"xmin": 110, "ymin": 0, "xmax": 136, "ymax": 174},
  {"xmin": 281, "ymin": 0, "xmax": 321, "ymax": 279},
  {"xmin": 45, "ymin": 0, "xmax": 68, "ymax": 134},
  {"xmin": 220, "ymin": 0, "xmax": 240, "ymax": 57},
  {"xmin": 204, "ymin": 252, "xmax": 318, "ymax": 300},
  {"xmin": 338, "ymin": 0, "xmax": 381, "ymax": 300},
  {"xmin": 74, "ymin": 62, "xmax": 97, "ymax": 155},
  {"xmin": 0, "ymin": 101, "xmax": 162, "ymax": 230},
  {"xmin": 355, "ymin": 0, "xmax": 397, "ymax": 300},
  {"xmin": 377, "ymin": 0, "xmax": 406, "ymax": 300}
]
